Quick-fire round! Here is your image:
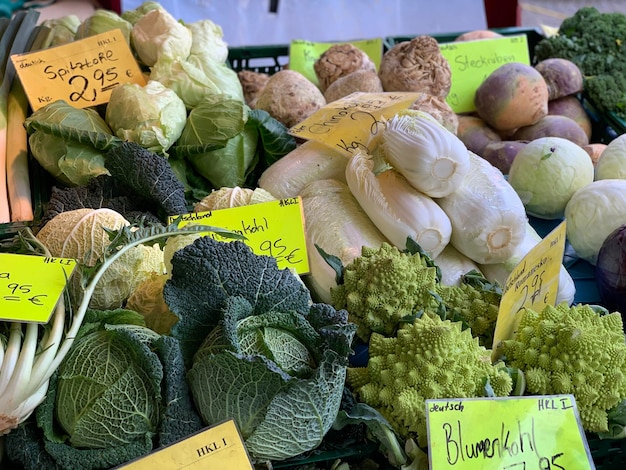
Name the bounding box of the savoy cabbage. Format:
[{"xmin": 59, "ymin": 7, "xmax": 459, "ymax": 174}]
[{"xmin": 165, "ymin": 237, "xmax": 356, "ymax": 462}]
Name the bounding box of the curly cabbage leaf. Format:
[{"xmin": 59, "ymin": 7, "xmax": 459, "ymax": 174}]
[{"xmin": 165, "ymin": 237, "xmax": 312, "ymax": 362}]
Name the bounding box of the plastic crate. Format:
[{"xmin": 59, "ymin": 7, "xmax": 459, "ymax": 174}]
[
  {"xmin": 588, "ymin": 434, "xmax": 626, "ymax": 470},
  {"xmin": 228, "ymin": 44, "xmax": 290, "ymax": 75}
]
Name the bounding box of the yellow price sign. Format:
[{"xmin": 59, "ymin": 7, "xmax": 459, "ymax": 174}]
[
  {"xmin": 492, "ymin": 221, "xmax": 566, "ymax": 359},
  {"xmin": 440, "ymin": 35, "xmax": 530, "ymax": 113},
  {"xmin": 116, "ymin": 419, "xmax": 253, "ymax": 469},
  {"xmin": 289, "ymin": 91, "xmax": 422, "ymax": 156},
  {"xmin": 0, "ymin": 253, "xmax": 77, "ymax": 323},
  {"xmin": 170, "ymin": 197, "xmax": 309, "ymax": 274},
  {"xmin": 426, "ymin": 395, "xmax": 594, "ymax": 470},
  {"xmin": 11, "ymin": 28, "xmax": 146, "ymax": 111},
  {"xmin": 289, "ymin": 37, "xmax": 384, "ymax": 86}
]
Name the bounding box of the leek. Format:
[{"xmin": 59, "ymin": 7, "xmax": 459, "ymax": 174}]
[
  {"xmin": 0, "ymin": 10, "xmax": 39, "ymax": 223},
  {"xmin": 6, "ymin": 24, "xmax": 50, "ymax": 223}
]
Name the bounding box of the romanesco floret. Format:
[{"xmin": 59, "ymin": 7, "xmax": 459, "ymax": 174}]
[
  {"xmin": 331, "ymin": 243, "xmax": 439, "ymax": 341},
  {"xmin": 502, "ymin": 303, "xmax": 626, "ymax": 433},
  {"xmin": 434, "ymin": 281, "xmax": 501, "ymax": 347},
  {"xmin": 347, "ymin": 314, "xmax": 513, "ymax": 447}
]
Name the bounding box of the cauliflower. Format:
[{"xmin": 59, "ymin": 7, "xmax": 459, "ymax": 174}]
[
  {"xmin": 502, "ymin": 303, "xmax": 626, "ymax": 433},
  {"xmin": 330, "ymin": 243, "xmax": 440, "ymax": 341},
  {"xmin": 348, "ymin": 314, "xmax": 512, "ymax": 447}
]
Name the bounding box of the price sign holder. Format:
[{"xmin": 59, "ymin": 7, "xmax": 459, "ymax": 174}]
[
  {"xmin": 439, "ymin": 35, "xmax": 530, "ymax": 113},
  {"xmin": 115, "ymin": 419, "xmax": 253, "ymax": 469},
  {"xmin": 289, "ymin": 37, "xmax": 384, "ymax": 86},
  {"xmin": 426, "ymin": 395, "xmax": 594, "ymax": 470},
  {"xmin": 11, "ymin": 28, "xmax": 146, "ymax": 111},
  {"xmin": 171, "ymin": 197, "xmax": 309, "ymax": 274},
  {"xmin": 289, "ymin": 91, "xmax": 422, "ymax": 156},
  {"xmin": 0, "ymin": 253, "xmax": 77, "ymax": 323},
  {"xmin": 492, "ymin": 220, "xmax": 566, "ymax": 360}
]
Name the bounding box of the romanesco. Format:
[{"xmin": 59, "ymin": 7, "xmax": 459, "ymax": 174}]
[
  {"xmin": 330, "ymin": 243, "xmax": 440, "ymax": 341},
  {"xmin": 330, "ymin": 242, "xmax": 502, "ymax": 344},
  {"xmin": 434, "ymin": 278, "xmax": 501, "ymax": 347},
  {"xmin": 502, "ymin": 303, "xmax": 626, "ymax": 433},
  {"xmin": 347, "ymin": 314, "xmax": 513, "ymax": 448}
]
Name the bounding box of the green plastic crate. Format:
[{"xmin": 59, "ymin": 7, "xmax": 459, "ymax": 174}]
[{"xmin": 228, "ymin": 44, "xmax": 290, "ymax": 75}]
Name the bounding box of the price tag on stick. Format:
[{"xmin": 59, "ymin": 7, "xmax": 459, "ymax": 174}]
[
  {"xmin": 491, "ymin": 220, "xmax": 567, "ymax": 360},
  {"xmin": 0, "ymin": 253, "xmax": 77, "ymax": 323},
  {"xmin": 11, "ymin": 28, "xmax": 146, "ymax": 111},
  {"xmin": 171, "ymin": 197, "xmax": 310, "ymax": 274}
]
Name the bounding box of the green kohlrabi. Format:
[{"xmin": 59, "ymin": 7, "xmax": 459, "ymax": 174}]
[
  {"xmin": 165, "ymin": 236, "xmax": 356, "ymax": 462},
  {"xmin": 172, "ymin": 96, "xmax": 296, "ymax": 189}
]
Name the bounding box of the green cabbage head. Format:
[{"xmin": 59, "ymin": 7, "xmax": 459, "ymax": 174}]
[{"xmin": 105, "ymin": 80, "xmax": 187, "ymax": 155}]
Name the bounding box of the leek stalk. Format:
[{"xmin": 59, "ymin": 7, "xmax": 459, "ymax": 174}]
[{"xmin": 0, "ymin": 10, "xmax": 39, "ymax": 223}]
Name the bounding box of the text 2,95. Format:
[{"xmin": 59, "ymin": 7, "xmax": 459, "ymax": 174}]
[{"xmin": 59, "ymin": 67, "xmax": 119, "ymax": 104}]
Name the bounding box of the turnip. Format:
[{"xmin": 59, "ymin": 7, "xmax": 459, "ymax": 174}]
[
  {"xmin": 512, "ymin": 114, "xmax": 589, "ymax": 146},
  {"xmin": 534, "ymin": 58, "xmax": 583, "ymax": 100},
  {"xmin": 474, "ymin": 62, "xmax": 549, "ymax": 131},
  {"xmin": 547, "ymin": 95, "xmax": 592, "ymax": 140},
  {"xmin": 456, "ymin": 114, "xmax": 501, "ymax": 155},
  {"xmin": 480, "ymin": 140, "xmax": 528, "ymax": 175}
]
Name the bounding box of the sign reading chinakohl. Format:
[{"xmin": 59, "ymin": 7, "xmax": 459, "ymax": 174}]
[
  {"xmin": 426, "ymin": 395, "xmax": 594, "ymax": 470},
  {"xmin": 11, "ymin": 28, "xmax": 145, "ymax": 111}
]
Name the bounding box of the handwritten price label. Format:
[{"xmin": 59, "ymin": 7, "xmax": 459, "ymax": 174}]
[
  {"xmin": 171, "ymin": 198, "xmax": 309, "ymax": 274},
  {"xmin": 11, "ymin": 28, "xmax": 145, "ymax": 111},
  {"xmin": 440, "ymin": 35, "xmax": 530, "ymax": 113},
  {"xmin": 426, "ymin": 395, "xmax": 594, "ymax": 470},
  {"xmin": 116, "ymin": 419, "xmax": 253, "ymax": 469},
  {"xmin": 289, "ymin": 91, "xmax": 422, "ymax": 156},
  {"xmin": 0, "ymin": 253, "xmax": 77, "ymax": 323},
  {"xmin": 492, "ymin": 221, "xmax": 566, "ymax": 359}
]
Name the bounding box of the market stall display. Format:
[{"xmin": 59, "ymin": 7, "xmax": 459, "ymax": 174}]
[{"xmin": 1, "ymin": 2, "xmax": 626, "ymax": 469}]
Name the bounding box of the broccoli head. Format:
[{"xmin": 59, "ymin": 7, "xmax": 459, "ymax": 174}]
[
  {"xmin": 348, "ymin": 314, "xmax": 513, "ymax": 448},
  {"xmin": 502, "ymin": 303, "xmax": 626, "ymax": 433},
  {"xmin": 534, "ymin": 7, "xmax": 626, "ymax": 119},
  {"xmin": 330, "ymin": 243, "xmax": 440, "ymax": 341}
]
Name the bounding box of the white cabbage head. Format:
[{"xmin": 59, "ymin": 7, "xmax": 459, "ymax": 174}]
[{"xmin": 36, "ymin": 208, "xmax": 164, "ymax": 309}]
